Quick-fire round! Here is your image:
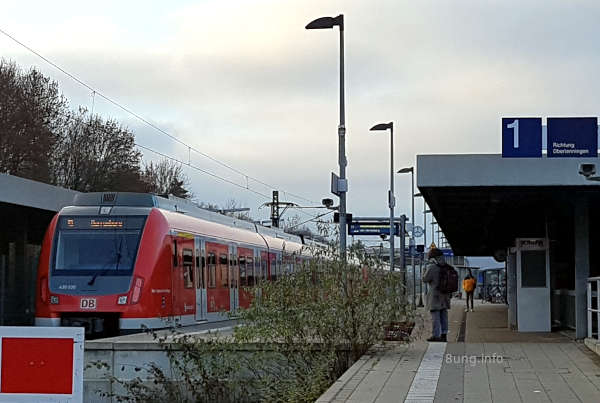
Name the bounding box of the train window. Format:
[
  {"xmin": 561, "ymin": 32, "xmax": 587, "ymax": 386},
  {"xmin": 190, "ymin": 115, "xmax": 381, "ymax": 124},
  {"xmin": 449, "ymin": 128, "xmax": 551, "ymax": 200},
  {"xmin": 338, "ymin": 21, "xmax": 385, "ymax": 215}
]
[
  {"xmin": 271, "ymin": 257, "xmax": 277, "ymax": 282},
  {"xmin": 261, "ymin": 259, "xmax": 267, "ymax": 282},
  {"xmin": 255, "ymin": 257, "xmax": 260, "ymax": 285},
  {"xmin": 277, "ymin": 257, "xmax": 281, "ymax": 278},
  {"xmin": 246, "ymin": 257, "xmax": 254, "ymax": 286},
  {"xmin": 195, "ymin": 249, "xmax": 203, "ymax": 288},
  {"xmin": 183, "ymin": 249, "xmax": 194, "ymax": 266},
  {"xmin": 184, "ymin": 266, "xmax": 193, "ymax": 288},
  {"xmin": 183, "ymin": 249, "xmax": 193, "ymax": 289},
  {"xmin": 284, "ymin": 255, "xmax": 291, "ymax": 274},
  {"xmin": 208, "ymin": 253, "xmax": 216, "ymax": 288},
  {"xmin": 220, "ymin": 253, "xmax": 228, "ymax": 287},
  {"xmin": 239, "ymin": 261, "xmax": 246, "ymax": 287},
  {"xmin": 231, "ymin": 254, "xmax": 237, "ymax": 288},
  {"xmin": 172, "ymin": 240, "xmax": 178, "ymax": 267},
  {"xmin": 239, "ymin": 256, "xmax": 246, "ymax": 287}
]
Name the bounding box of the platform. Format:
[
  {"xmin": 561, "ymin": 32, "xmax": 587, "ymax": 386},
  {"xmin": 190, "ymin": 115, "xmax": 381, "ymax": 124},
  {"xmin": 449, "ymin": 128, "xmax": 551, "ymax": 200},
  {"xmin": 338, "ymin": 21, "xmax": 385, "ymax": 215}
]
[
  {"xmin": 90, "ymin": 318, "xmax": 238, "ymax": 344},
  {"xmin": 317, "ymin": 300, "xmax": 600, "ymax": 403}
]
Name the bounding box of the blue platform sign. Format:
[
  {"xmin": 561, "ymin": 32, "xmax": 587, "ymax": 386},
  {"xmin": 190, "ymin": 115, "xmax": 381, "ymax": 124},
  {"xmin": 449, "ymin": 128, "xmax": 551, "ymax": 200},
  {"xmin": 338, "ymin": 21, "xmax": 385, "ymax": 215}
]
[
  {"xmin": 348, "ymin": 222, "xmax": 400, "ymax": 236},
  {"xmin": 440, "ymin": 248, "xmax": 454, "ymax": 257},
  {"xmin": 547, "ymin": 117, "xmax": 597, "ymax": 158},
  {"xmin": 502, "ymin": 117, "xmax": 542, "ymax": 158}
]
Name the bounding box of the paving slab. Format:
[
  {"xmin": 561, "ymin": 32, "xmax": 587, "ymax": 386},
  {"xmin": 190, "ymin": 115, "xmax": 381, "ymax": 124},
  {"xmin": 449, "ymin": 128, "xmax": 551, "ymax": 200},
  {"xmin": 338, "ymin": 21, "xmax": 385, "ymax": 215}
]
[
  {"xmin": 434, "ymin": 342, "xmax": 464, "ymax": 403},
  {"xmin": 317, "ymin": 300, "xmax": 600, "ymax": 403}
]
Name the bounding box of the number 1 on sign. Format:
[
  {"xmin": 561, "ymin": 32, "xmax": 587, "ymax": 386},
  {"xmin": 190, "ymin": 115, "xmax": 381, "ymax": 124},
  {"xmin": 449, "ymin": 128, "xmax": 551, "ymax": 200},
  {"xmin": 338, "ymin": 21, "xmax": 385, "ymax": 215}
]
[{"xmin": 507, "ymin": 119, "xmax": 519, "ymax": 148}]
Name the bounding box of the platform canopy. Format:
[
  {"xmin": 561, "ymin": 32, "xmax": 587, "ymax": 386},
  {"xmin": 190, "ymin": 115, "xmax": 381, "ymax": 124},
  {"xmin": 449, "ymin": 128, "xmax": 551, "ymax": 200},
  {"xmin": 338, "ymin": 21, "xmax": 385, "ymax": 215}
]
[
  {"xmin": 0, "ymin": 173, "xmax": 79, "ymax": 212},
  {"xmin": 417, "ymin": 154, "xmax": 600, "ymax": 256}
]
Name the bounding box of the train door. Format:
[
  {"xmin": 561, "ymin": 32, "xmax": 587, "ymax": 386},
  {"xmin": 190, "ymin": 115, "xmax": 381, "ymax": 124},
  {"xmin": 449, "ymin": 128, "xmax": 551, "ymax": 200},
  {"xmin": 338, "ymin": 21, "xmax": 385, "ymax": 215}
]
[
  {"xmin": 254, "ymin": 250, "xmax": 263, "ymax": 298},
  {"xmin": 269, "ymin": 252, "xmax": 277, "ymax": 281},
  {"xmin": 172, "ymin": 235, "xmax": 196, "ymax": 323},
  {"xmin": 238, "ymin": 247, "xmax": 254, "ymax": 308},
  {"xmin": 194, "ymin": 238, "xmax": 207, "ymax": 321},
  {"xmin": 261, "ymin": 251, "xmax": 269, "ymax": 282},
  {"xmin": 206, "ymin": 242, "xmax": 230, "ymax": 315},
  {"xmin": 229, "ymin": 245, "xmax": 239, "ymax": 312}
]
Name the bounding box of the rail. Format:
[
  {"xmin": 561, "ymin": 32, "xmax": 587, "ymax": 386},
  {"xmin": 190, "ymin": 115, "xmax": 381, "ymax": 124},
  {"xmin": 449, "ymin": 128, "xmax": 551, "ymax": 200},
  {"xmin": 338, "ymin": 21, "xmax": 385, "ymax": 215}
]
[{"xmin": 587, "ymin": 276, "xmax": 600, "ymax": 340}]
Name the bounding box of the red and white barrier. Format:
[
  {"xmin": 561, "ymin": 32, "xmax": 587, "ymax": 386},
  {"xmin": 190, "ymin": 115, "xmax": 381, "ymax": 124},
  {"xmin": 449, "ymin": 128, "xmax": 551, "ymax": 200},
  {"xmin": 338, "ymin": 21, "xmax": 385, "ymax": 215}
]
[{"xmin": 0, "ymin": 327, "xmax": 83, "ymax": 402}]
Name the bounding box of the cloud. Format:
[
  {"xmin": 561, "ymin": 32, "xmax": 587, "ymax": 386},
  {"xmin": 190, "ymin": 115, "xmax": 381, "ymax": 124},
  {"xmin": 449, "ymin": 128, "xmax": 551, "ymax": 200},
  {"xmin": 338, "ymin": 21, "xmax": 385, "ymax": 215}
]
[{"xmin": 4, "ymin": 0, "xmax": 600, "ymax": 228}]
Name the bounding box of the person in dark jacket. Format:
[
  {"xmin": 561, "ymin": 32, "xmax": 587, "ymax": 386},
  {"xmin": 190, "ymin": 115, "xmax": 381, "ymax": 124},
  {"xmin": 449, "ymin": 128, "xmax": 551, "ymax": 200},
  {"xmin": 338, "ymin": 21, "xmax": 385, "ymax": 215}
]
[{"xmin": 422, "ymin": 247, "xmax": 451, "ymax": 342}]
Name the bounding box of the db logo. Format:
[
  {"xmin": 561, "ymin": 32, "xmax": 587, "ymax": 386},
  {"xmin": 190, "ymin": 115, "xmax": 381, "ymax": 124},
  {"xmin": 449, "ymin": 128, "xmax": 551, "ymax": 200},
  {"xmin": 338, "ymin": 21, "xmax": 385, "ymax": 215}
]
[{"xmin": 80, "ymin": 298, "xmax": 97, "ymax": 309}]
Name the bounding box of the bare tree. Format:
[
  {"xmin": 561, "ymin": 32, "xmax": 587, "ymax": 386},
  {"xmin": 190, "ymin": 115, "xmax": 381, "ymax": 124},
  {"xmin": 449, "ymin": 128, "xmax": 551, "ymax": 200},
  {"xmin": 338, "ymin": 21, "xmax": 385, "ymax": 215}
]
[
  {"xmin": 0, "ymin": 60, "xmax": 68, "ymax": 182},
  {"xmin": 51, "ymin": 108, "xmax": 144, "ymax": 192},
  {"xmin": 224, "ymin": 198, "xmax": 253, "ymax": 221},
  {"xmin": 140, "ymin": 158, "xmax": 191, "ymax": 199},
  {"xmin": 196, "ymin": 201, "xmax": 221, "ymax": 210}
]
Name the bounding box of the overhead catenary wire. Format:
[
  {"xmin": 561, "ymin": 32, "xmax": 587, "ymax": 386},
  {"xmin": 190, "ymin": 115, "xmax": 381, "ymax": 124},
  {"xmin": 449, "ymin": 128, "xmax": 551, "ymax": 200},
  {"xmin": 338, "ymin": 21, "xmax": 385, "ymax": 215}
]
[
  {"xmin": 137, "ymin": 143, "xmax": 327, "ymax": 222},
  {"xmin": 285, "ymin": 210, "xmax": 334, "ymax": 230},
  {"xmin": 137, "ymin": 144, "xmax": 329, "ymax": 226},
  {"xmin": 135, "ymin": 143, "xmax": 271, "ymax": 200},
  {"xmin": 0, "ymin": 26, "xmax": 318, "ymax": 205}
]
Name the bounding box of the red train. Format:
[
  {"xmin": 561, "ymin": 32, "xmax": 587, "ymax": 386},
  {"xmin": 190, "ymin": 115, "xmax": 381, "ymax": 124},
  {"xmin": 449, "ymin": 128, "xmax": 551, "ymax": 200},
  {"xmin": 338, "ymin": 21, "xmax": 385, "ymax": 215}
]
[{"xmin": 35, "ymin": 192, "xmax": 309, "ymax": 337}]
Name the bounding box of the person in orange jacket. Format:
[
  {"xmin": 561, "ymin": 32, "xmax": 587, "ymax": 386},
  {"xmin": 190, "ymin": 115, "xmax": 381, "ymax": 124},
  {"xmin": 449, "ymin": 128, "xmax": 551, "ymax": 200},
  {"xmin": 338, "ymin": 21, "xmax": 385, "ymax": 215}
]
[{"xmin": 463, "ymin": 269, "xmax": 476, "ymax": 312}]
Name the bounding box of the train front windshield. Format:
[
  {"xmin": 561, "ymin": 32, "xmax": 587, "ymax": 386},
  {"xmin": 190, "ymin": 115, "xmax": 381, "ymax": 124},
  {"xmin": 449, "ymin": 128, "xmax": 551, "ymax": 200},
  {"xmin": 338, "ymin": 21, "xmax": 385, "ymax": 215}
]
[{"xmin": 52, "ymin": 216, "xmax": 146, "ymax": 276}]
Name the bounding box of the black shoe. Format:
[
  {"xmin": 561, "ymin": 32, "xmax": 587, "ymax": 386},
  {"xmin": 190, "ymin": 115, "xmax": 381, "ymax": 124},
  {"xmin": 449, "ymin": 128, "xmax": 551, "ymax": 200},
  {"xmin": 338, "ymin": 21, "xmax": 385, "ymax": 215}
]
[
  {"xmin": 427, "ymin": 336, "xmax": 442, "ymax": 342},
  {"xmin": 440, "ymin": 334, "xmax": 447, "ymax": 342}
]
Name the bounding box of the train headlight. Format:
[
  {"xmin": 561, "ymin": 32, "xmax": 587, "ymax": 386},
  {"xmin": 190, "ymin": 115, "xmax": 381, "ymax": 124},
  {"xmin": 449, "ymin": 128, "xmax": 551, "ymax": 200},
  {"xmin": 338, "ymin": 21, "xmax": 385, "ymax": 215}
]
[
  {"xmin": 131, "ymin": 277, "xmax": 144, "ymax": 304},
  {"xmin": 50, "ymin": 295, "xmax": 59, "ymax": 305},
  {"xmin": 117, "ymin": 295, "xmax": 128, "ymax": 305}
]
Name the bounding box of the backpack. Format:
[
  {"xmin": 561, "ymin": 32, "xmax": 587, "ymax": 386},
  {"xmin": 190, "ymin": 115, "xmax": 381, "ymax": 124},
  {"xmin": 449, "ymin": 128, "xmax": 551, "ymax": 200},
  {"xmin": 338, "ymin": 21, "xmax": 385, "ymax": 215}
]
[
  {"xmin": 438, "ymin": 263, "xmax": 459, "ymax": 294},
  {"xmin": 463, "ymin": 277, "xmax": 475, "ymax": 292}
]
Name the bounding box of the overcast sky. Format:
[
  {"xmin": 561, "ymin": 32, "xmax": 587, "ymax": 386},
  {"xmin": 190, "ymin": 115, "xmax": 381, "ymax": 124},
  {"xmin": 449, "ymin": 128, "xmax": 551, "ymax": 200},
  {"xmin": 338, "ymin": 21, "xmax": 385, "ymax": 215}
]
[{"xmin": 2, "ymin": 0, "xmax": 600, "ymax": 250}]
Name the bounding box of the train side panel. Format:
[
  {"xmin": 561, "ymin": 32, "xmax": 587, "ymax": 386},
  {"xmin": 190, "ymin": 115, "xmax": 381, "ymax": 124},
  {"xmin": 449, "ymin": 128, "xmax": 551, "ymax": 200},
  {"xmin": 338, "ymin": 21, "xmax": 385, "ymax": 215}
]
[
  {"xmin": 119, "ymin": 209, "xmax": 173, "ymax": 329},
  {"xmin": 35, "ymin": 214, "xmax": 60, "ymax": 326}
]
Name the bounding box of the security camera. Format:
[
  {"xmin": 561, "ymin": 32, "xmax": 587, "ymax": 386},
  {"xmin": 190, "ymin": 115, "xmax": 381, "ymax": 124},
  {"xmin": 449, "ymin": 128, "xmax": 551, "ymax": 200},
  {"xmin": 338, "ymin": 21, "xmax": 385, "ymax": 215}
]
[
  {"xmin": 579, "ymin": 163, "xmax": 596, "ymax": 178},
  {"xmin": 321, "ymin": 198, "xmax": 334, "ymax": 208}
]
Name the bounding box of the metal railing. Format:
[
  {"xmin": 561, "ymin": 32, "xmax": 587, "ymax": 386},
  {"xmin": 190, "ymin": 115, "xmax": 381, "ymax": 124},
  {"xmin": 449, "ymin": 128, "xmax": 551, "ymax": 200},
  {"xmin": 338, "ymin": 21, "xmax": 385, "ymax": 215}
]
[{"xmin": 587, "ymin": 276, "xmax": 600, "ymax": 340}]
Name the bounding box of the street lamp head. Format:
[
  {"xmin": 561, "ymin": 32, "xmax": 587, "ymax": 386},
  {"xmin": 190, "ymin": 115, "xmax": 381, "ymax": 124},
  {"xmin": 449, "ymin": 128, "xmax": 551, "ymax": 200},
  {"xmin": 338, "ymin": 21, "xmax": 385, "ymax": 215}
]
[
  {"xmin": 414, "ymin": 192, "xmax": 423, "ymax": 198},
  {"xmin": 370, "ymin": 122, "xmax": 393, "ymax": 131},
  {"xmin": 424, "ymin": 209, "xmax": 432, "ymax": 213},
  {"xmin": 397, "ymin": 167, "xmax": 414, "ymax": 174},
  {"xmin": 306, "ymin": 15, "xmax": 344, "ymax": 30},
  {"xmin": 321, "ymin": 198, "xmax": 334, "ymax": 208}
]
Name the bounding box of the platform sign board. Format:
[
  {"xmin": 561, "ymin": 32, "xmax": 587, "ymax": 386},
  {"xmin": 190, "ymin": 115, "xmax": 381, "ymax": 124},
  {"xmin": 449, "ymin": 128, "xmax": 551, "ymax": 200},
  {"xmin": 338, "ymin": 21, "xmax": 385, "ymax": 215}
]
[
  {"xmin": 502, "ymin": 118, "xmax": 542, "ymax": 158},
  {"xmin": 441, "ymin": 248, "xmax": 454, "ymax": 257},
  {"xmin": 0, "ymin": 327, "xmax": 84, "ymax": 402},
  {"xmin": 547, "ymin": 117, "xmax": 598, "ymax": 158},
  {"xmin": 348, "ymin": 222, "xmax": 400, "ymax": 236}
]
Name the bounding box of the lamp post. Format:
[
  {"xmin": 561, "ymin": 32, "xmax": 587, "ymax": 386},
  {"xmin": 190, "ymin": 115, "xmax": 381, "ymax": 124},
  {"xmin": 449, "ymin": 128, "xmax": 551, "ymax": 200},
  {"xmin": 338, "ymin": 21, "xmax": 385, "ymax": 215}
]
[
  {"xmin": 422, "ymin": 208, "xmax": 431, "ymax": 249},
  {"xmin": 415, "ymin": 196, "xmax": 428, "ymax": 308},
  {"xmin": 370, "ymin": 122, "xmax": 395, "ymax": 270},
  {"xmin": 398, "ymin": 167, "xmax": 415, "ymax": 305},
  {"xmin": 306, "ymin": 14, "xmax": 347, "ymax": 258}
]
